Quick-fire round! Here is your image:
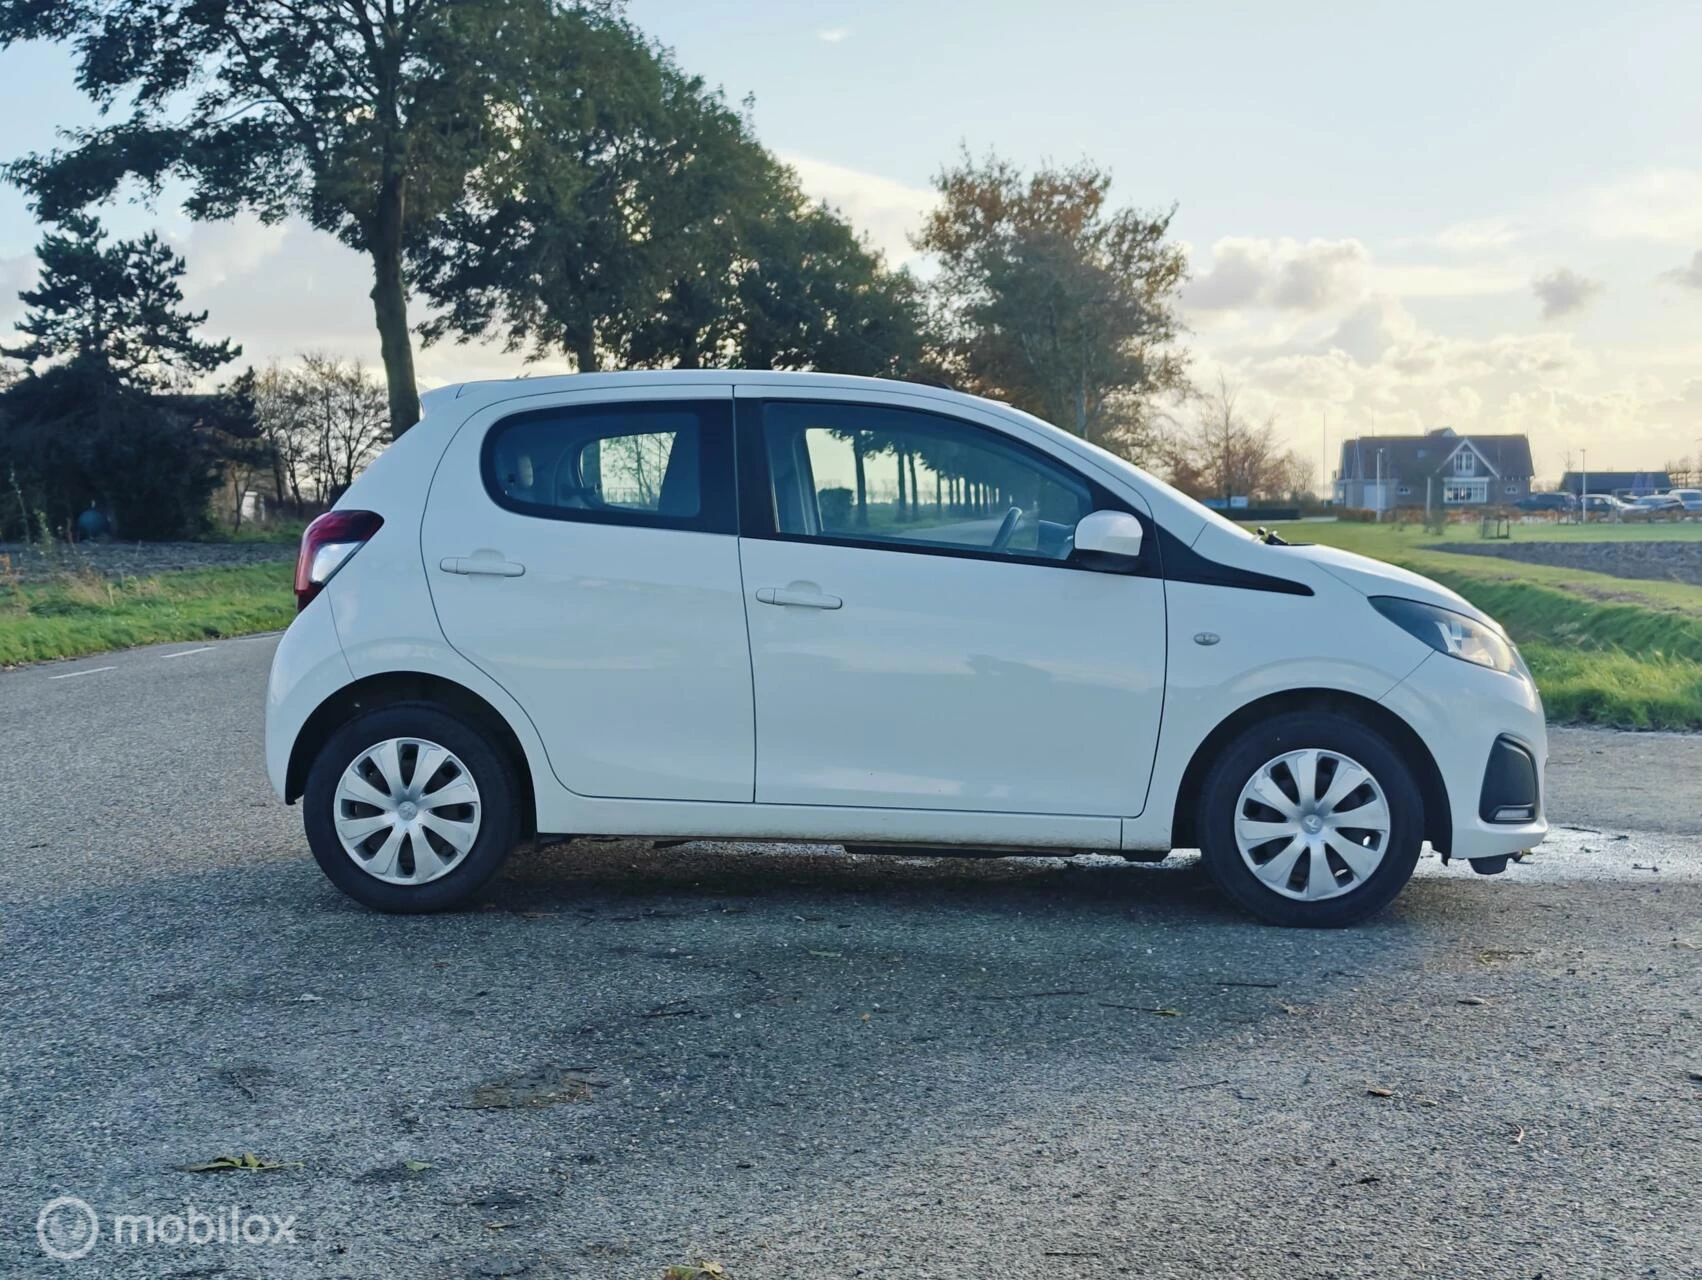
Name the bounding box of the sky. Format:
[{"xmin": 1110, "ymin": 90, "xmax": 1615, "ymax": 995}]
[{"xmin": 3, "ymin": 0, "xmax": 1702, "ymax": 484}]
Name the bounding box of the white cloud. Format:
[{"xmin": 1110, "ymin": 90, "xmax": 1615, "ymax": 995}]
[
  {"xmin": 1661, "ymin": 249, "xmax": 1702, "ymax": 291},
  {"xmin": 1531, "ymin": 266, "xmax": 1605, "ymax": 320},
  {"xmin": 1367, "ymin": 262, "xmax": 1526, "ymax": 298},
  {"xmin": 1579, "ymin": 169, "xmax": 1702, "ymax": 242},
  {"xmin": 1321, "ymin": 297, "xmax": 1418, "ymax": 365},
  {"xmin": 176, "ymin": 214, "xmax": 290, "ymax": 289},
  {"xmin": 1185, "ymin": 237, "xmax": 1371, "ymax": 313},
  {"xmin": 817, "ymin": 27, "xmax": 850, "ymax": 43},
  {"xmin": 0, "ymin": 253, "xmax": 36, "ymax": 329},
  {"xmin": 781, "ymin": 153, "xmax": 935, "ymax": 266},
  {"xmin": 1423, "ymin": 215, "xmax": 1530, "ymax": 253}
]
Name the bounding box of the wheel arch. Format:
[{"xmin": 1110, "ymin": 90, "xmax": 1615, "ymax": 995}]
[
  {"xmin": 1169, "ymin": 688, "xmax": 1452, "ymax": 855},
  {"xmin": 285, "ymin": 671, "xmax": 537, "ymax": 835}
]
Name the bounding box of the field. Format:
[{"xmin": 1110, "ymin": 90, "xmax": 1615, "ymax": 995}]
[
  {"xmin": 0, "ymin": 560, "xmax": 295, "ymax": 666},
  {"xmin": 1259, "ymin": 519, "xmax": 1702, "ymax": 729}
]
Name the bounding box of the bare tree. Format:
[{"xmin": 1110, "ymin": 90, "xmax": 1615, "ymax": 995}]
[
  {"xmin": 254, "ymin": 355, "xmax": 390, "ymax": 508},
  {"xmin": 1160, "ymin": 375, "xmax": 1313, "ymax": 504}
]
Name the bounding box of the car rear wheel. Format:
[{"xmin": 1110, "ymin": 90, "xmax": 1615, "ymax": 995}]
[
  {"xmin": 303, "ymin": 702, "xmax": 520, "ymax": 912},
  {"xmin": 1197, "ymin": 711, "xmax": 1424, "ymax": 927}
]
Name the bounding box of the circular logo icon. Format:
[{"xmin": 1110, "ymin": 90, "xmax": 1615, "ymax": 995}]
[{"xmin": 37, "ymin": 1196, "xmax": 98, "ymax": 1261}]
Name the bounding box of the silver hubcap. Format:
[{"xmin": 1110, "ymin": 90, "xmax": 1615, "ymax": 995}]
[
  {"xmin": 1233, "ymin": 748, "xmax": 1391, "ymax": 902},
  {"xmin": 334, "ymin": 737, "xmax": 481, "ymax": 886}
]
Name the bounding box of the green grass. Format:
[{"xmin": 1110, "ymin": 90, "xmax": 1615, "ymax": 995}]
[
  {"xmin": 0, "ymin": 562, "xmax": 295, "ymax": 666},
  {"xmin": 1257, "ymin": 520, "xmax": 1702, "ymax": 729}
]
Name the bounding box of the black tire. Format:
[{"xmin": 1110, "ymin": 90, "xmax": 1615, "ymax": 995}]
[
  {"xmin": 1197, "ymin": 710, "xmax": 1424, "ymax": 928},
  {"xmin": 303, "ymin": 701, "xmax": 521, "ymax": 913}
]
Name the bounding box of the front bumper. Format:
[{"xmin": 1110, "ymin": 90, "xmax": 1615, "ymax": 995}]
[{"xmin": 1379, "ymin": 652, "xmax": 1548, "ymax": 863}]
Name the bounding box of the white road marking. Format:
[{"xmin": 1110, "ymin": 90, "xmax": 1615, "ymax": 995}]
[
  {"xmin": 161, "ymin": 646, "xmax": 215, "ymax": 659},
  {"xmin": 48, "ymin": 666, "xmax": 116, "ymax": 681}
]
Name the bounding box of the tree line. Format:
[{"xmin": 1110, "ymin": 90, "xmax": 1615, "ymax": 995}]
[{"xmin": 0, "ymin": 0, "xmax": 1310, "ymax": 540}]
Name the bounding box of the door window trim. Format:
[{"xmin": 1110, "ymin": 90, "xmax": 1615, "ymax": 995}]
[
  {"xmin": 480, "ymin": 398, "xmax": 737, "ymax": 534},
  {"xmin": 735, "ymin": 397, "xmax": 1156, "ymax": 576}
]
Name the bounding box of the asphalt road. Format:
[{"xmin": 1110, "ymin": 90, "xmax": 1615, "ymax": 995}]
[{"xmin": 1, "ymin": 637, "xmax": 1698, "ymax": 1279}]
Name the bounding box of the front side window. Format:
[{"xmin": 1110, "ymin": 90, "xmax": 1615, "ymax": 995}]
[
  {"xmin": 757, "ymin": 401, "xmax": 1095, "ymax": 562},
  {"xmin": 482, "ymin": 400, "xmax": 735, "ymax": 533}
]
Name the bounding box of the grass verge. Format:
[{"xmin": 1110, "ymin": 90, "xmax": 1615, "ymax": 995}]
[
  {"xmin": 0, "ymin": 562, "xmax": 294, "ymax": 666},
  {"xmin": 1262, "ymin": 521, "xmax": 1702, "ymax": 729}
]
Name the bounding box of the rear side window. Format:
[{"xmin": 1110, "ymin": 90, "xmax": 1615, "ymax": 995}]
[{"xmin": 482, "ymin": 400, "xmax": 735, "ymax": 533}]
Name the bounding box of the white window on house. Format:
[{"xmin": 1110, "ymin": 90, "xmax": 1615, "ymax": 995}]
[
  {"xmin": 1443, "ymin": 479, "xmax": 1489, "ymax": 504},
  {"xmin": 1505, "ymin": 484, "xmax": 1519, "ymax": 496},
  {"xmin": 1397, "ymin": 486, "xmax": 1412, "ymax": 497},
  {"xmin": 1455, "ymin": 449, "xmax": 1476, "ymax": 476}
]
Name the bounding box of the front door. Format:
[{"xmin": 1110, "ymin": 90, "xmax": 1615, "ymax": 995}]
[
  {"xmin": 422, "ymin": 387, "xmax": 754, "ymax": 802},
  {"xmin": 736, "ymin": 393, "xmax": 1167, "ymax": 816}
]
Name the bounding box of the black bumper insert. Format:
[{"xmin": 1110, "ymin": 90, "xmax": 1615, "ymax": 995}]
[{"xmin": 1479, "ymin": 736, "xmax": 1539, "ymax": 823}]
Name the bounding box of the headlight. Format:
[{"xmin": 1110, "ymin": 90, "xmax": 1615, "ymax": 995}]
[{"xmin": 1370, "ymin": 596, "xmax": 1520, "ymax": 675}]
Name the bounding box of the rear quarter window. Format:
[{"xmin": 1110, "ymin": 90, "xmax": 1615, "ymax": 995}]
[{"xmin": 481, "ymin": 399, "xmax": 736, "ymax": 533}]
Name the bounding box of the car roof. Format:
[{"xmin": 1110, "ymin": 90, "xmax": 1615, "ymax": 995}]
[{"xmin": 436, "ymin": 369, "xmax": 976, "ymax": 405}]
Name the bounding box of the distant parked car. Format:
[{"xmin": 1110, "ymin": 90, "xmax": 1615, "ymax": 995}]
[
  {"xmin": 1627, "ymin": 493, "xmax": 1683, "ymax": 520},
  {"xmin": 1514, "ymin": 492, "xmax": 1576, "ymax": 514},
  {"xmin": 1668, "ymin": 488, "xmax": 1702, "ymax": 515},
  {"xmin": 1580, "ymin": 493, "xmax": 1638, "ymax": 519}
]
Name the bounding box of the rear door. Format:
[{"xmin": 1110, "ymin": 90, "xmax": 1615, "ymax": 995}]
[{"xmin": 422, "ymin": 386, "xmax": 754, "ymax": 802}]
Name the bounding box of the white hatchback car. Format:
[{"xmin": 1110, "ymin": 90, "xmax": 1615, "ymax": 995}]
[{"xmin": 266, "ymin": 371, "xmax": 1547, "ymax": 926}]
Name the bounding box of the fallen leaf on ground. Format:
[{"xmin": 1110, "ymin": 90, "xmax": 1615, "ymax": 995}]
[
  {"xmin": 468, "ymin": 1070, "xmax": 602, "ymax": 1109},
  {"xmin": 1458, "ymin": 996, "xmax": 1489, "ymax": 1006},
  {"xmin": 1366, "ymin": 1087, "xmax": 1395, "ymax": 1098},
  {"xmin": 182, "ymin": 1153, "xmax": 300, "ymax": 1173},
  {"xmin": 806, "ymin": 950, "xmax": 842, "ymax": 959},
  {"xmin": 1688, "ymin": 1071, "xmax": 1702, "ymax": 1082},
  {"xmin": 664, "ymin": 1264, "xmax": 727, "ymax": 1280},
  {"xmin": 1476, "ymin": 949, "xmax": 1532, "ymax": 964},
  {"xmin": 404, "ymin": 1160, "xmax": 432, "ymax": 1173}
]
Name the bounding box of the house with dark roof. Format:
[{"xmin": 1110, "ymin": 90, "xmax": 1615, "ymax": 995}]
[
  {"xmin": 1558, "ymin": 470, "xmax": 1670, "ymax": 497},
  {"xmin": 1335, "ymin": 428, "xmax": 1534, "ymax": 512}
]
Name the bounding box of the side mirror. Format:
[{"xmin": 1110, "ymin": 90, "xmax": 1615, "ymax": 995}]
[{"xmin": 1073, "ymin": 510, "xmax": 1144, "ymax": 563}]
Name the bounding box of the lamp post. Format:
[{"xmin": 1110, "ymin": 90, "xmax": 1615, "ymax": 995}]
[{"xmin": 1581, "ymin": 448, "xmax": 1588, "ymax": 524}]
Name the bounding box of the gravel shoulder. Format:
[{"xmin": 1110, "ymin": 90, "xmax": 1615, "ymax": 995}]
[
  {"xmin": 1547, "ymin": 725, "xmax": 1702, "ymax": 834},
  {"xmin": 0, "ymin": 539, "xmax": 296, "ymax": 582},
  {"xmin": 1, "ymin": 639, "xmax": 1698, "ymax": 1279}
]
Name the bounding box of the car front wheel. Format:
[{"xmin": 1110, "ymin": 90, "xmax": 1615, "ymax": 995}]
[
  {"xmin": 1197, "ymin": 711, "xmax": 1424, "ymax": 927},
  {"xmin": 303, "ymin": 702, "xmax": 521, "ymax": 913}
]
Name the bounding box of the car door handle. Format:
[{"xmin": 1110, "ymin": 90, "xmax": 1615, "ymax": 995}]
[
  {"xmin": 439, "ymin": 557, "xmax": 526, "ymax": 578},
  {"xmin": 755, "ymin": 586, "xmax": 842, "ymax": 610}
]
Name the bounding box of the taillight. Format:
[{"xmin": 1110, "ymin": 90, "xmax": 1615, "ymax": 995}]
[{"xmin": 295, "ymin": 510, "xmax": 384, "ymax": 612}]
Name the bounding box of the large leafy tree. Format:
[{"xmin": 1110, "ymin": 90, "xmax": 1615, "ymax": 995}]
[
  {"xmin": 915, "ymin": 152, "xmax": 1188, "ymax": 459},
  {"xmin": 414, "ymin": 60, "xmax": 924, "ymax": 380},
  {"xmin": 0, "ymin": 0, "xmax": 642, "ymax": 438}
]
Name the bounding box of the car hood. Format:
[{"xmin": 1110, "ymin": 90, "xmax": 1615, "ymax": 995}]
[{"xmin": 1280, "ymin": 542, "xmax": 1491, "ymax": 624}]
